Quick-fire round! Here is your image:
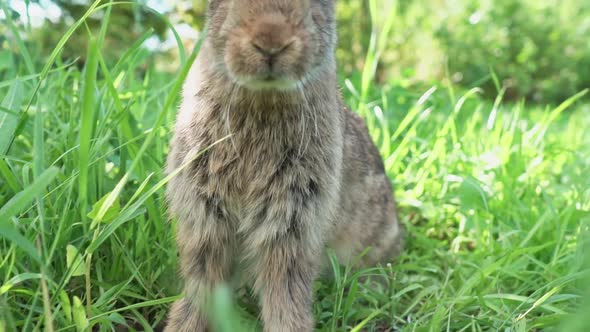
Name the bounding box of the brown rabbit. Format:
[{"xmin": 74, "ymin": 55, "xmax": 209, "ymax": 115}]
[{"xmin": 164, "ymin": 0, "xmax": 404, "ymax": 331}]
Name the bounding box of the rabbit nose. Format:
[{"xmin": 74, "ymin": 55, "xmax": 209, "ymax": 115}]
[
  {"xmin": 252, "ymin": 42, "xmax": 292, "ymax": 60},
  {"xmin": 250, "ymin": 13, "xmax": 294, "ymax": 65},
  {"xmin": 251, "ymin": 40, "xmax": 293, "ymax": 69}
]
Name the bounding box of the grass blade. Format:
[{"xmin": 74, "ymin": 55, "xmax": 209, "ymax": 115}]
[
  {"xmin": 0, "ymin": 166, "xmax": 59, "ymax": 221},
  {"xmin": 0, "ymin": 224, "xmax": 41, "ymax": 263},
  {"xmin": 0, "ymin": 79, "xmax": 23, "ymax": 156},
  {"xmin": 78, "ymin": 36, "xmax": 100, "ymax": 223}
]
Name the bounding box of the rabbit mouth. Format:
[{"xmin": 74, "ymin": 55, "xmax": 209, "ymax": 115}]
[
  {"xmin": 238, "ymin": 76, "xmax": 299, "ymax": 91},
  {"xmin": 232, "ymin": 72, "xmax": 300, "ymax": 91}
]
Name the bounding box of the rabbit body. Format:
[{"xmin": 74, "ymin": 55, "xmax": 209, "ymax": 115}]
[{"xmin": 164, "ymin": 1, "xmax": 404, "ymax": 331}]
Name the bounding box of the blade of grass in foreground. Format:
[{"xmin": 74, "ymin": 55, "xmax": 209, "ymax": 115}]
[
  {"xmin": 90, "ymin": 29, "xmax": 206, "ymax": 225},
  {"xmin": 55, "ymin": 296, "xmax": 181, "ymax": 332},
  {"xmin": 0, "ymin": 79, "xmax": 23, "ymax": 156},
  {"xmin": 79, "ymin": 36, "xmax": 100, "ymax": 226},
  {"xmin": 0, "ymin": 166, "xmax": 59, "ymax": 263},
  {"xmin": 0, "ymin": 167, "xmax": 59, "ymax": 221},
  {"xmin": 357, "ymin": 0, "xmax": 397, "ymax": 117},
  {"xmin": 5, "ymin": 0, "xmax": 103, "ymax": 155},
  {"xmin": 0, "ymin": 3, "xmax": 35, "ymax": 76},
  {"xmin": 533, "ymin": 89, "xmax": 588, "ymax": 146},
  {"xmin": 87, "ymin": 134, "xmax": 230, "ymax": 253}
]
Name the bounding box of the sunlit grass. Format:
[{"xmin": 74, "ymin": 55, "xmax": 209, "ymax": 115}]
[{"xmin": 1, "ymin": 2, "xmax": 589, "ymax": 332}]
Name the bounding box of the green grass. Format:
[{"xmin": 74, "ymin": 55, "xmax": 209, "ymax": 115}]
[{"xmin": 1, "ymin": 3, "xmax": 590, "ymax": 332}]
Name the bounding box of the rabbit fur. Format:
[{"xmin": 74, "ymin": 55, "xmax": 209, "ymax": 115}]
[{"xmin": 164, "ymin": 0, "xmax": 404, "ymax": 331}]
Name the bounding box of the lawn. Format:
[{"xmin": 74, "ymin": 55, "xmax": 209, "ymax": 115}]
[{"xmin": 1, "ymin": 3, "xmax": 590, "ymax": 332}]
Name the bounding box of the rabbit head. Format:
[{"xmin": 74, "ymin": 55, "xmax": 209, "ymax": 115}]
[{"xmin": 206, "ymin": 0, "xmax": 336, "ymax": 91}]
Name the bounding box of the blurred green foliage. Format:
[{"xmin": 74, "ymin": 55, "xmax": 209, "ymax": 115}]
[
  {"xmin": 1, "ymin": 0, "xmax": 589, "ymax": 103},
  {"xmin": 435, "ymin": 0, "xmax": 590, "ymax": 102}
]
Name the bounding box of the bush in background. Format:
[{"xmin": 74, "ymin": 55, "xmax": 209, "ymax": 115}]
[
  {"xmin": 435, "ymin": 0, "xmax": 590, "ymax": 103},
  {"xmin": 335, "ymin": 0, "xmax": 590, "ymax": 104}
]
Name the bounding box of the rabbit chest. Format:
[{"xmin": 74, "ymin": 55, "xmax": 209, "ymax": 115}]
[{"xmin": 170, "ymin": 96, "xmax": 344, "ymax": 234}]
